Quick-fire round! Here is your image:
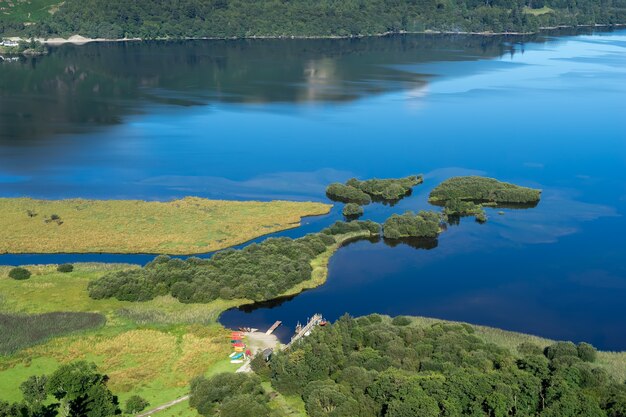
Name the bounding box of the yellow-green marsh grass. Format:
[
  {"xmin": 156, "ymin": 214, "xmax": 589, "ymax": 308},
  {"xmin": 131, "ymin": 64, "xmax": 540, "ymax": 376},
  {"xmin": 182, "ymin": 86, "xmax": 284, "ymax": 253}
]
[
  {"xmin": 0, "ymin": 197, "xmax": 331, "ymax": 254},
  {"xmin": 0, "ymin": 264, "xmax": 242, "ymax": 405}
]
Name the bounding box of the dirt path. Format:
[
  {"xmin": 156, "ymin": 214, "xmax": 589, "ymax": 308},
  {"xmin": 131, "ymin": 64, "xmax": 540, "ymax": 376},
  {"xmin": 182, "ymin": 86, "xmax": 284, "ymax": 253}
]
[
  {"xmin": 136, "ymin": 395, "xmax": 190, "ymax": 417},
  {"xmin": 135, "ymin": 331, "xmax": 280, "ymax": 414}
]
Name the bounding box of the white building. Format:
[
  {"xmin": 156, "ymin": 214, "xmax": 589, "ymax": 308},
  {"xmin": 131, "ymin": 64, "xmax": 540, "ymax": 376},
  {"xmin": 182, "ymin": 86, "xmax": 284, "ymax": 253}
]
[{"xmin": 1, "ymin": 40, "xmax": 19, "ymax": 47}]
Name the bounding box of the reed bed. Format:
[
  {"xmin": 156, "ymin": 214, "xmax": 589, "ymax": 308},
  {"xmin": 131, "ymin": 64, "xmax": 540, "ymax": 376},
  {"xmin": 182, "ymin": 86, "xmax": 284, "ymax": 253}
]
[
  {"xmin": 0, "ymin": 312, "xmax": 105, "ymax": 355},
  {"xmin": 0, "ymin": 197, "xmax": 331, "ymax": 254}
]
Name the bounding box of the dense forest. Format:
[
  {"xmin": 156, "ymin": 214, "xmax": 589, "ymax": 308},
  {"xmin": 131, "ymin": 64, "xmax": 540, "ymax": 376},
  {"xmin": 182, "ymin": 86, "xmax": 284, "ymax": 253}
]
[
  {"xmin": 88, "ymin": 220, "xmax": 380, "ymax": 304},
  {"xmin": 2, "ymin": 0, "xmax": 626, "ymax": 39},
  {"xmin": 252, "ymin": 314, "xmax": 626, "ymax": 417}
]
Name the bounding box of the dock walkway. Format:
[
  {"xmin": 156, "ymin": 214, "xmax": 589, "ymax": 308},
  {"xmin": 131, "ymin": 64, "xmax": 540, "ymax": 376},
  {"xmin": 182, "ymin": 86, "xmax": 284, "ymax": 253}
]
[{"xmin": 285, "ymin": 313, "xmax": 322, "ymax": 349}]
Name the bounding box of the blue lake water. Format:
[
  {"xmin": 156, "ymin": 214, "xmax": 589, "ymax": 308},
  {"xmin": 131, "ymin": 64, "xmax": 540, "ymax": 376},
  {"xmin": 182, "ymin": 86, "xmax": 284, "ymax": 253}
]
[{"xmin": 1, "ymin": 30, "xmax": 625, "ymax": 349}]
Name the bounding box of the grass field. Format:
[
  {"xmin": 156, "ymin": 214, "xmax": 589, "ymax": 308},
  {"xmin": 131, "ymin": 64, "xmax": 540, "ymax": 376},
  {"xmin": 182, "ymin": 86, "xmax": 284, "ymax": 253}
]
[
  {"xmin": 0, "ymin": 197, "xmax": 331, "ymax": 254},
  {"xmin": 523, "ymin": 6, "xmax": 554, "ymax": 16},
  {"xmin": 0, "ymin": 0, "xmax": 61, "ymax": 23}
]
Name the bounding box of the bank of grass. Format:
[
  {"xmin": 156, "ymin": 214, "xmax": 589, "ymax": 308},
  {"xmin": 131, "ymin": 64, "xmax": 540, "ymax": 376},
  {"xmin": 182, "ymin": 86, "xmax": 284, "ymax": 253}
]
[{"xmin": 0, "ymin": 197, "xmax": 331, "ymax": 254}]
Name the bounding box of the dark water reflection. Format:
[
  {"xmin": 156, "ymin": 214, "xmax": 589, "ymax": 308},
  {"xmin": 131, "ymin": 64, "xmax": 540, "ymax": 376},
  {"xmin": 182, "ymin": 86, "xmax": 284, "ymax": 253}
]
[
  {"xmin": 1, "ymin": 29, "xmax": 626, "ymax": 349},
  {"xmin": 1, "ymin": 33, "xmax": 561, "ymax": 143}
]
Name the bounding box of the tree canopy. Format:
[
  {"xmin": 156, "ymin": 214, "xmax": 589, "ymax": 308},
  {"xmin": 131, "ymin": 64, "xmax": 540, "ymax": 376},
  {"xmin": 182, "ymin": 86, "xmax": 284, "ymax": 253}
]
[
  {"xmin": 88, "ymin": 220, "xmax": 380, "ymax": 303},
  {"xmin": 2, "ymin": 0, "xmax": 626, "ymax": 39},
  {"xmin": 268, "ymin": 314, "xmax": 626, "ymax": 417},
  {"xmin": 429, "ymin": 176, "xmax": 541, "ymax": 205},
  {"xmin": 382, "ymin": 211, "xmax": 442, "ymax": 239}
]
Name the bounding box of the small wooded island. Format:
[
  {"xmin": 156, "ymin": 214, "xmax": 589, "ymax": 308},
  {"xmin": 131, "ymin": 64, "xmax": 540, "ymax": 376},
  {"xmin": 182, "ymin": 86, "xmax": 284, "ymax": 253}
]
[
  {"xmin": 327, "ymin": 175, "xmax": 422, "ymax": 205},
  {"xmin": 430, "ymin": 176, "xmax": 542, "ymax": 223}
]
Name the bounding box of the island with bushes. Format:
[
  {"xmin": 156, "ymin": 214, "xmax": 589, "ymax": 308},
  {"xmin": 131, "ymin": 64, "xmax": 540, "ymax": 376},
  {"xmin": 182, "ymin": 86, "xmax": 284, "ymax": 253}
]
[
  {"xmin": 342, "ymin": 203, "xmax": 364, "ymax": 219},
  {"xmin": 327, "ymin": 175, "xmax": 422, "ymax": 205},
  {"xmin": 382, "ymin": 211, "xmax": 442, "ymax": 240},
  {"xmin": 0, "ymin": 197, "xmax": 331, "ymax": 254},
  {"xmin": 430, "ymin": 176, "xmax": 541, "ymax": 223}
]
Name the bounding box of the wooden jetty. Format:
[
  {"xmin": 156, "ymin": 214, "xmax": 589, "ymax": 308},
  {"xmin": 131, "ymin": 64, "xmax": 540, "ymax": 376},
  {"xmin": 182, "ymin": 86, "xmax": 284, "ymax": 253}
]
[
  {"xmin": 285, "ymin": 313, "xmax": 323, "ymax": 349},
  {"xmin": 265, "ymin": 320, "xmax": 282, "ymax": 335}
]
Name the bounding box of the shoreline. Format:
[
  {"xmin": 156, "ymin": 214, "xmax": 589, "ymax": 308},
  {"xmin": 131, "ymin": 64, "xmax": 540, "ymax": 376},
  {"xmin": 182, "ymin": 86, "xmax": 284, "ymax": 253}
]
[{"xmin": 6, "ymin": 23, "xmax": 625, "ymax": 46}]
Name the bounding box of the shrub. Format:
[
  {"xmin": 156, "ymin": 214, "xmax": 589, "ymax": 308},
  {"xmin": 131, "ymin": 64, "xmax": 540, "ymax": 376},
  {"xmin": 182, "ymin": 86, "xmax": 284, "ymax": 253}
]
[
  {"xmin": 518, "ymin": 342, "xmax": 543, "ymax": 356},
  {"xmin": 125, "ymin": 395, "xmax": 149, "ymax": 414},
  {"xmin": 190, "ymin": 373, "xmax": 269, "ymax": 417},
  {"xmin": 57, "ymin": 263, "xmax": 74, "ymax": 273},
  {"xmin": 347, "ymin": 175, "xmax": 423, "ymax": 201},
  {"xmin": 544, "ymin": 341, "xmax": 578, "ymax": 360},
  {"xmin": 342, "ymin": 203, "xmax": 364, "ymax": 218},
  {"xmin": 577, "ymin": 342, "xmax": 597, "ymax": 362},
  {"xmin": 383, "ymin": 211, "xmax": 441, "ymax": 239},
  {"xmin": 391, "ymin": 316, "xmax": 411, "ymax": 326},
  {"xmin": 326, "ymin": 183, "xmax": 371, "ymax": 205},
  {"xmin": 8, "ymin": 267, "xmax": 31, "ymax": 280}
]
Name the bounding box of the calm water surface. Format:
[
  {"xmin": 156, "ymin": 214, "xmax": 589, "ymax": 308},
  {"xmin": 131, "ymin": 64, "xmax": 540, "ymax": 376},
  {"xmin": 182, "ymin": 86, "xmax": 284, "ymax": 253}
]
[{"xmin": 1, "ymin": 30, "xmax": 625, "ymax": 349}]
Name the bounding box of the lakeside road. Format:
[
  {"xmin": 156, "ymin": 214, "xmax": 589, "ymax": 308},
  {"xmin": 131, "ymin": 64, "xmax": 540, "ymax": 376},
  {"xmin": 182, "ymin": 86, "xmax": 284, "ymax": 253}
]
[{"xmin": 6, "ymin": 23, "xmax": 626, "ymax": 45}]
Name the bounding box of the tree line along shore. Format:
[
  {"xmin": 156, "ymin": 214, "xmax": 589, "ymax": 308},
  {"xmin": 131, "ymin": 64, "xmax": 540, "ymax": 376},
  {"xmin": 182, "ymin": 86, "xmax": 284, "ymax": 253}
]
[{"xmin": 1, "ymin": 0, "xmax": 625, "ymax": 40}]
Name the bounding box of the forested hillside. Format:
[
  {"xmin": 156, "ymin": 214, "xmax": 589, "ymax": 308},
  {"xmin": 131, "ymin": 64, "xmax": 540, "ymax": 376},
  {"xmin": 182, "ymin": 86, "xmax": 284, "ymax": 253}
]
[{"xmin": 1, "ymin": 0, "xmax": 626, "ymax": 39}]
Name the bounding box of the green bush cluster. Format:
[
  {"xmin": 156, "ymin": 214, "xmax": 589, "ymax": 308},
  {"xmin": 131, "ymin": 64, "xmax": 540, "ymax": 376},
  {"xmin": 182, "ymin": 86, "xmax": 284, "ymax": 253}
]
[
  {"xmin": 125, "ymin": 395, "xmax": 149, "ymax": 414},
  {"xmin": 347, "ymin": 175, "xmax": 423, "ymax": 201},
  {"xmin": 430, "ymin": 176, "xmax": 541, "ymax": 205},
  {"xmin": 326, "ymin": 183, "xmax": 372, "ymax": 205},
  {"xmin": 342, "ymin": 203, "xmax": 364, "ymax": 218},
  {"xmin": 268, "ymin": 314, "xmax": 623, "ymax": 417},
  {"xmin": 545, "ymin": 341, "xmax": 597, "ymax": 363},
  {"xmin": 6, "ymin": 0, "xmax": 626, "ymax": 39},
  {"xmin": 190, "ymin": 373, "xmax": 270, "ymax": 417},
  {"xmin": 1, "ymin": 361, "xmax": 119, "ymax": 417},
  {"xmin": 443, "ymin": 198, "xmax": 488, "ymax": 223},
  {"xmin": 88, "ymin": 221, "xmax": 380, "ymax": 303},
  {"xmin": 56, "ymin": 263, "xmax": 74, "ymax": 273},
  {"xmin": 8, "ymin": 267, "xmax": 31, "ymax": 280},
  {"xmin": 327, "ymin": 175, "xmax": 422, "ymax": 205},
  {"xmin": 382, "ymin": 211, "xmax": 441, "ymax": 239}
]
